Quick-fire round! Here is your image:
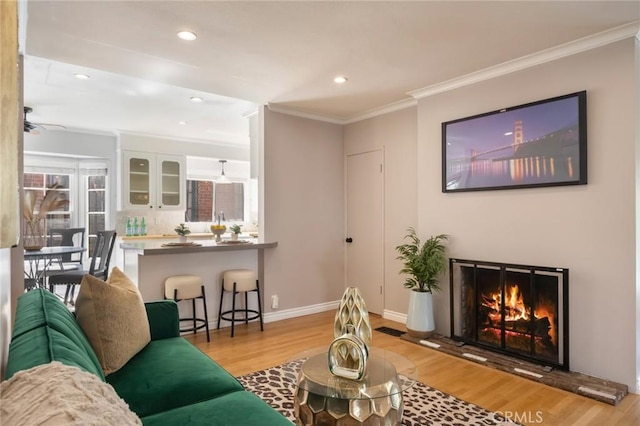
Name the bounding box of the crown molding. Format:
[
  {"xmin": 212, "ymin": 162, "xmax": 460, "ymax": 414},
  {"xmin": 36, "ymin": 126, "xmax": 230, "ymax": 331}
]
[
  {"xmin": 266, "ymin": 103, "xmax": 345, "ymax": 125},
  {"xmin": 267, "ymin": 97, "xmax": 418, "ymax": 126},
  {"xmin": 242, "ymin": 108, "xmax": 259, "ymax": 119},
  {"xmin": 116, "ymin": 129, "xmax": 249, "ymax": 148},
  {"xmin": 343, "ymin": 98, "xmax": 417, "ymax": 124},
  {"xmin": 408, "ymin": 20, "xmax": 640, "ymax": 100},
  {"xmin": 267, "ymin": 21, "xmax": 638, "ymax": 125}
]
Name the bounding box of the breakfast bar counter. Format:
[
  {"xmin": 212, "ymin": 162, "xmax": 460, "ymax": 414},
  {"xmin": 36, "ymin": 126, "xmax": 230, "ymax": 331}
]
[
  {"xmin": 120, "ymin": 239, "xmax": 277, "ymax": 256},
  {"xmin": 118, "ymin": 238, "xmax": 277, "ymax": 328}
]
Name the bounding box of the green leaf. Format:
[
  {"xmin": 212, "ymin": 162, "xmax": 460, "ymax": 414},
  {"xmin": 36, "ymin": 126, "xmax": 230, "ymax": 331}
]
[{"xmin": 395, "ymin": 227, "xmax": 448, "ymax": 293}]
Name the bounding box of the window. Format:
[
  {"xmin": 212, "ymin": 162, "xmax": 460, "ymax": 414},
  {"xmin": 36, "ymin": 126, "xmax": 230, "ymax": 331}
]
[
  {"xmin": 215, "ymin": 182, "xmax": 244, "ymax": 221},
  {"xmin": 87, "ymin": 175, "xmax": 107, "ymax": 254},
  {"xmin": 186, "ymin": 180, "xmax": 213, "ymax": 222},
  {"xmin": 23, "ymin": 172, "xmax": 72, "ymax": 231},
  {"xmin": 185, "ymin": 180, "xmax": 244, "ymax": 222},
  {"xmin": 24, "ymin": 156, "xmax": 110, "ymax": 256}
]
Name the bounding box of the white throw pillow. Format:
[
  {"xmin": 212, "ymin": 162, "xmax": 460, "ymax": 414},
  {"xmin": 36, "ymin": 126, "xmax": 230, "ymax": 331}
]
[{"xmin": 0, "ymin": 361, "xmax": 141, "ymax": 425}]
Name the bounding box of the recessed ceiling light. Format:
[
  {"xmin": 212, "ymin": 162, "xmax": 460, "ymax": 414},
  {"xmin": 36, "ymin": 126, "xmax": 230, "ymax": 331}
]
[
  {"xmin": 177, "ymin": 31, "xmax": 197, "ymax": 41},
  {"xmin": 334, "ymin": 76, "xmax": 348, "ymax": 84},
  {"xmin": 179, "ymin": 121, "xmax": 188, "ymax": 125},
  {"xmin": 190, "ymin": 96, "xmax": 203, "ymax": 103},
  {"xmin": 74, "ymin": 73, "xmax": 90, "ymax": 80}
]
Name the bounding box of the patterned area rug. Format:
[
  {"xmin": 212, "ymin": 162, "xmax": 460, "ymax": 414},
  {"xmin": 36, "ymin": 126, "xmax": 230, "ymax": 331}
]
[{"xmin": 237, "ymin": 361, "xmax": 514, "ymax": 425}]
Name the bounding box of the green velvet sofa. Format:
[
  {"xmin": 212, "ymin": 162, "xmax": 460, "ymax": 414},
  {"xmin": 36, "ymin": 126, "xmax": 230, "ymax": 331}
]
[{"xmin": 5, "ymin": 289, "xmax": 291, "ymax": 425}]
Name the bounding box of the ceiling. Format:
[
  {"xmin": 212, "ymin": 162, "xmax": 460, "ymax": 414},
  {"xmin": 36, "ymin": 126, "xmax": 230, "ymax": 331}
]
[{"xmin": 22, "ymin": 1, "xmax": 640, "ymax": 145}]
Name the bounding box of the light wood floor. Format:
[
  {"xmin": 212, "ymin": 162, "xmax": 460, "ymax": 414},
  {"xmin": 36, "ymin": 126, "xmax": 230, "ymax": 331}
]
[{"xmin": 185, "ymin": 311, "xmax": 639, "ymax": 425}]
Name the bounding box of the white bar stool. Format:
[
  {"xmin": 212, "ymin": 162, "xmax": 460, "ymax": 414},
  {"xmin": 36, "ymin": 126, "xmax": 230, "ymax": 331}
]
[
  {"xmin": 217, "ymin": 269, "xmax": 264, "ymax": 337},
  {"xmin": 164, "ymin": 274, "xmax": 210, "ymax": 342}
]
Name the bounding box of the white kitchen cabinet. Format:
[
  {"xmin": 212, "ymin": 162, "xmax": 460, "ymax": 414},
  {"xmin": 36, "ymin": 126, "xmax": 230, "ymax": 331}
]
[{"xmin": 122, "ymin": 151, "xmax": 185, "ymax": 210}]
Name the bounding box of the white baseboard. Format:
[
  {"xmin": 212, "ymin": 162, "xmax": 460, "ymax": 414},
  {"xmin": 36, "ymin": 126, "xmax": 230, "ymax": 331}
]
[
  {"xmin": 263, "ymin": 300, "xmax": 340, "ymax": 323},
  {"xmin": 197, "ymin": 301, "xmax": 401, "ymax": 332},
  {"xmin": 382, "ymin": 309, "xmax": 407, "ymax": 325}
]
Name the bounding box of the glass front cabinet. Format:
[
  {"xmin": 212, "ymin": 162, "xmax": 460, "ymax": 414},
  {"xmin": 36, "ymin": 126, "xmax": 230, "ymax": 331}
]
[{"xmin": 122, "ymin": 151, "xmax": 185, "ymax": 210}]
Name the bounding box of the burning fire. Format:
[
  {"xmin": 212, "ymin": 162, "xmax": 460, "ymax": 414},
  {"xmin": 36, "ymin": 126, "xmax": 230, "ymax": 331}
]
[
  {"xmin": 481, "ymin": 284, "xmax": 556, "ymax": 345},
  {"xmin": 482, "ymin": 284, "xmax": 529, "ymax": 322}
]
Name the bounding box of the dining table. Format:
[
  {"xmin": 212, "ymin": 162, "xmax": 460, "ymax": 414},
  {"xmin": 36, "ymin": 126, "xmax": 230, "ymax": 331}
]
[{"xmin": 24, "ymin": 246, "xmax": 87, "ymax": 290}]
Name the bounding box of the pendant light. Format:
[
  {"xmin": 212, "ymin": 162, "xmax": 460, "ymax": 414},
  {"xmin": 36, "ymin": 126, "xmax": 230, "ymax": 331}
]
[{"xmin": 216, "ymin": 160, "xmax": 231, "ymax": 184}]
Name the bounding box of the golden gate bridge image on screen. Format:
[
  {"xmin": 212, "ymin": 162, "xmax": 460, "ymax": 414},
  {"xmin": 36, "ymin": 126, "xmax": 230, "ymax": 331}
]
[{"xmin": 446, "ymin": 120, "xmax": 580, "ymax": 190}]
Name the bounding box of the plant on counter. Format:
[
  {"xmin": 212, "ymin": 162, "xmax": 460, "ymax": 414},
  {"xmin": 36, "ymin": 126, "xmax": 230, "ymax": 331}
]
[
  {"xmin": 174, "ymin": 223, "xmax": 191, "ymax": 236},
  {"xmin": 229, "ymin": 224, "xmax": 242, "ymax": 235}
]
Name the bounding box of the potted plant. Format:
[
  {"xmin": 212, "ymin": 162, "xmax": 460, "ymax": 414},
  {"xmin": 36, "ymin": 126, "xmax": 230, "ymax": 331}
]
[
  {"xmin": 174, "ymin": 223, "xmax": 191, "ymax": 243},
  {"xmin": 229, "ymin": 224, "xmax": 242, "ymax": 241},
  {"xmin": 395, "ymin": 227, "xmax": 448, "ymax": 338}
]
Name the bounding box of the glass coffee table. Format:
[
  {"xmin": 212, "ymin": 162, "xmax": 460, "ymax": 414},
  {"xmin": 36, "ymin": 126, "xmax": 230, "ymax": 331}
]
[{"xmin": 284, "ymin": 347, "xmax": 417, "ymax": 425}]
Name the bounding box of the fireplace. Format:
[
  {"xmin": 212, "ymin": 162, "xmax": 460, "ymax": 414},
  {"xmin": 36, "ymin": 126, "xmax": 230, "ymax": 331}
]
[{"xmin": 450, "ymin": 259, "xmax": 569, "ymax": 369}]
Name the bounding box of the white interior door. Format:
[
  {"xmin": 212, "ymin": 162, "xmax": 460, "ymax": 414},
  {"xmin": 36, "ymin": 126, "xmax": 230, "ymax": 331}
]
[{"xmin": 346, "ymin": 150, "xmax": 384, "ymax": 314}]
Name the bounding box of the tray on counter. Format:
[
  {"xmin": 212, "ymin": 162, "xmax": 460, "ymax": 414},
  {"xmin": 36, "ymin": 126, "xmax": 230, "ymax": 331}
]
[{"xmin": 161, "ymin": 242, "xmax": 203, "ymax": 247}]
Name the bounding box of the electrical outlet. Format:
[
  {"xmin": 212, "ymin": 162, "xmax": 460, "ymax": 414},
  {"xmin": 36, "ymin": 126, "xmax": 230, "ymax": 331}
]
[{"xmin": 271, "ymin": 295, "xmax": 279, "ymax": 309}]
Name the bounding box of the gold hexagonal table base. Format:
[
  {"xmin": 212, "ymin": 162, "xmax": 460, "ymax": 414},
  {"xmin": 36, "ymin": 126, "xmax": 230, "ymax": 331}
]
[
  {"xmin": 291, "ymin": 350, "xmax": 415, "ymax": 426},
  {"xmin": 295, "ymin": 386, "xmax": 403, "ymax": 425}
]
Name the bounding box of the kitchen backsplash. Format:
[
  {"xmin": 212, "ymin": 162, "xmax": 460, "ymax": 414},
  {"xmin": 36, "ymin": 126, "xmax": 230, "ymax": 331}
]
[
  {"xmin": 115, "ymin": 210, "xmax": 258, "ymax": 236},
  {"xmin": 116, "ymin": 210, "xmax": 184, "ymax": 236}
]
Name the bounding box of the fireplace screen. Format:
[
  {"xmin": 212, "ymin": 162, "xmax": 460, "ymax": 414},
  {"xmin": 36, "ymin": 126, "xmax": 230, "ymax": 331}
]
[{"xmin": 450, "ymin": 259, "xmax": 569, "ymax": 369}]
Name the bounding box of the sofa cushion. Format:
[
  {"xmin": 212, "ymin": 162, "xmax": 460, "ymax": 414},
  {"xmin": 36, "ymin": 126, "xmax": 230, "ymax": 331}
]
[
  {"xmin": 75, "ymin": 267, "xmax": 151, "ymax": 375},
  {"xmin": 140, "ymin": 390, "xmax": 291, "ymax": 426},
  {"xmin": 106, "ymin": 337, "xmax": 244, "ymax": 418},
  {"xmin": 5, "ymin": 290, "xmax": 104, "ymax": 380},
  {"xmin": 1, "ymin": 361, "xmax": 141, "ymax": 426}
]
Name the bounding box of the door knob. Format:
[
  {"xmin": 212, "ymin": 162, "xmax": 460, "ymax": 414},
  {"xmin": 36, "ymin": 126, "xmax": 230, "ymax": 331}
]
[{"xmin": 345, "ymin": 237, "xmax": 353, "ymax": 243}]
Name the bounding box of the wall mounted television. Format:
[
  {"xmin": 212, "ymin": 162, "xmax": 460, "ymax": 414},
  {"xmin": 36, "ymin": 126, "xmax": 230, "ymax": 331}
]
[{"xmin": 442, "ymin": 91, "xmax": 587, "ymax": 193}]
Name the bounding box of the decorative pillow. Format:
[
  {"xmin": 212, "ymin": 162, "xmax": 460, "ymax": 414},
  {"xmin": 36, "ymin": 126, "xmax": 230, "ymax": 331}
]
[
  {"xmin": 0, "ymin": 361, "xmax": 141, "ymax": 425},
  {"xmin": 75, "ymin": 267, "xmax": 151, "ymax": 375}
]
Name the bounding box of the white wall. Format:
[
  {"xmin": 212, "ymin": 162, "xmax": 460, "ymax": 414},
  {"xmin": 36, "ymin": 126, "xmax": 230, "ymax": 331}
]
[
  {"xmin": 118, "ymin": 132, "xmax": 250, "ymax": 162},
  {"xmin": 418, "ymin": 39, "xmax": 638, "ymax": 389},
  {"xmin": 24, "ymin": 129, "xmax": 118, "ymax": 230},
  {"xmin": 263, "ymin": 108, "xmax": 345, "ymax": 313},
  {"xmin": 344, "ymin": 107, "xmax": 418, "ymax": 315}
]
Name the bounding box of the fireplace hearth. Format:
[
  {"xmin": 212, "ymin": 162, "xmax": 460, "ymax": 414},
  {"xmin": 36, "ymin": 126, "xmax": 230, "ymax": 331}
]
[{"xmin": 450, "ymin": 258, "xmax": 569, "ymax": 370}]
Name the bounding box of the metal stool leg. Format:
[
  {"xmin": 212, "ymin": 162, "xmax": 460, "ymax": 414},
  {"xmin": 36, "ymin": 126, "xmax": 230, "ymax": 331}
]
[
  {"xmin": 201, "ymin": 285, "xmax": 210, "ymax": 342},
  {"xmin": 192, "ymin": 298, "xmax": 197, "ymax": 335},
  {"xmin": 244, "ymin": 291, "xmax": 249, "ymax": 324},
  {"xmin": 217, "ymin": 279, "xmax": 225, "ymax": 330},
  {"xmin": 255, "ymin": 279, "xmax": 264, "ymax": 331},
  {"xmin": 231, "ymin": 282, "xmax": 237, "ymax": 337}
]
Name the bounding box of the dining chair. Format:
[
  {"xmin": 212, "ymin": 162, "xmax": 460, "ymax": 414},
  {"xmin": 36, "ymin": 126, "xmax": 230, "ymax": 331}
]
[
  {"xmin": 48, "ymin": 230, "xmax": 117, "ymax": 306},
  {"xmin": 46, "ymin": 227, "xmax": 86, "ymax": 271}
]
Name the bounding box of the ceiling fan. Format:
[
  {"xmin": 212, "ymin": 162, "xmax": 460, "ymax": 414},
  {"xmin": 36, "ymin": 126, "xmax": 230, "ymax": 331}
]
[{"xmin": 23, "ymin": 106, "xmax": 66, "ymax": 134}]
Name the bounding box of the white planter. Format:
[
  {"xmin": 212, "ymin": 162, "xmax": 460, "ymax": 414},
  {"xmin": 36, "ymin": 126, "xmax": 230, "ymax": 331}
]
[
  {"xmin": 231, "ymin": 233, "xmax": 239, "ymax": 241},
  {"xmin": 178, "ymin": 235, "xmax": 187, "ymax": 243},
  {"xmin": 406, "ymin": 290, "xmax": 435, "ymax": 338}
]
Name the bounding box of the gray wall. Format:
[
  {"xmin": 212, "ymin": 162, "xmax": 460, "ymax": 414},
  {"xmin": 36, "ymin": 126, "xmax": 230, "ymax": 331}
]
[
  {"xmin": 341, "ymin": 38, "xmax": 639, "ymax": 391},
  {"xmin": 344, "ymin": 107, "xmax": 418, "ymax": 316},
  {"xmin": 263, "ymin": 108, "xmax": 345, "ymax": 313},
  {"xmin": 418, "ymin": 39, "xmax": 638, "ymax": 390}
]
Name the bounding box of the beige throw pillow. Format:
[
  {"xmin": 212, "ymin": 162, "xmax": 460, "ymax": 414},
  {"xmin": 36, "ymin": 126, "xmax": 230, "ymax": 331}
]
[
  {"xmin": 0, "ymin": 361, "xmax": 141, "ymax": 425},
  {"xmin": 75, "ymin": 267, "xmax": 151, "ymax": 375}
]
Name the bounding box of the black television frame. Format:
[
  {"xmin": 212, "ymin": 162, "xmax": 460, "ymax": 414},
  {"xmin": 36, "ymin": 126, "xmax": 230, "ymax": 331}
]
[{"xmin": 442, "ymin": 91, "xmax": 587, "ymax": 193}]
